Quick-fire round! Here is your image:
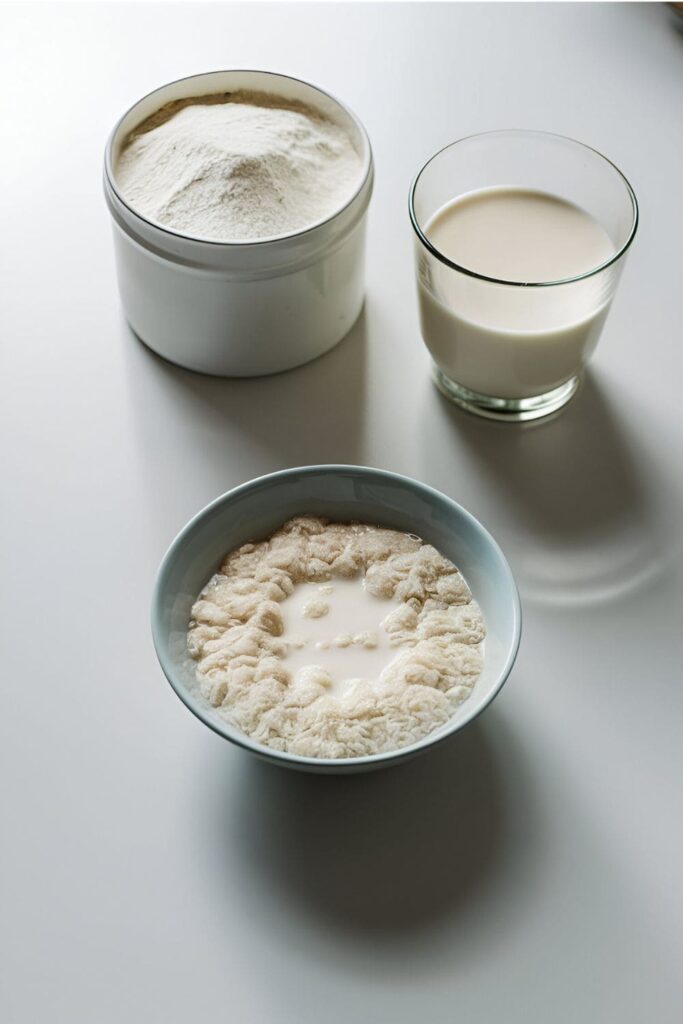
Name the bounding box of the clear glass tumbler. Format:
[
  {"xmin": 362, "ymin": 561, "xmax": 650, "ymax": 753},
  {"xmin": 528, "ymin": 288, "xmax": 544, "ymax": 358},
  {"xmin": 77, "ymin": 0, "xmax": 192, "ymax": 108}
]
[{"xmin": 410, "ymin": 131, "xmax": 638, "ymax": 421}]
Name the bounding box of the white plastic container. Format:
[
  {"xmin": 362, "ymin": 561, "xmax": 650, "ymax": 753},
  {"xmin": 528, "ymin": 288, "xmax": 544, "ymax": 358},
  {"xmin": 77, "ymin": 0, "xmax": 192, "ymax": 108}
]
[{"xmin": 104, "ymin": 70, "xmax": 373, "ymax": 376}]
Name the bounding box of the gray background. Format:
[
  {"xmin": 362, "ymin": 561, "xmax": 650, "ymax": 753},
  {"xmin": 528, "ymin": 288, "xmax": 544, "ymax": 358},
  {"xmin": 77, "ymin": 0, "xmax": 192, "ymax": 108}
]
[{"xmin": 2, "ymin": 3, "xmax": 682, "ymax": 1021}]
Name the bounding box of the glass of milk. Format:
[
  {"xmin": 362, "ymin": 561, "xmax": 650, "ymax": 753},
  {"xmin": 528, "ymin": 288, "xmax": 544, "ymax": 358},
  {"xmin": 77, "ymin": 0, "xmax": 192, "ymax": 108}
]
[{"xmin": 410, "ymin": 130, "xmax": 638, "ymax": 421}]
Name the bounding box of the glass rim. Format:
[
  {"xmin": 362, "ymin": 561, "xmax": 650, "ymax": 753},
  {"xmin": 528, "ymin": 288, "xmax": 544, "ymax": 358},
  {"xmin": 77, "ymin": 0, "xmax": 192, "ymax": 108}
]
[{"xmin": 408, "ymin": 129, "xmax": 639, "ymax": 288}]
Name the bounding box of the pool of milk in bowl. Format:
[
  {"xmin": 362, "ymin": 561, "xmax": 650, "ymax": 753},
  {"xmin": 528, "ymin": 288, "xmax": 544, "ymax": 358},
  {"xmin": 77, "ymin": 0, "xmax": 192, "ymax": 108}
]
[{"xmin": 279, "ymin": 576, "xmax": 404, "ymax": 696}]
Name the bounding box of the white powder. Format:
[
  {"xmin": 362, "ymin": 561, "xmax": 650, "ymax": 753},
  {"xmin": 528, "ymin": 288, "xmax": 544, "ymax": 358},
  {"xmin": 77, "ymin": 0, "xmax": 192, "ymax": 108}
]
[
  {"xmin": 115, "ymin": 91, "xmax": 364, "ymax": 242},
  {"xmin": 188, "ymin": 517, "xmax": 485, "ymax": 760}
]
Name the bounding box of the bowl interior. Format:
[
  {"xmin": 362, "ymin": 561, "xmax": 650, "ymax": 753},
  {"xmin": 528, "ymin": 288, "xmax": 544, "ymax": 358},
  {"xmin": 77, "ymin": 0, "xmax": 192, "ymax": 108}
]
[{"xmin": 153, "ymin": 467, "xmax": 520, "ymax": 769}]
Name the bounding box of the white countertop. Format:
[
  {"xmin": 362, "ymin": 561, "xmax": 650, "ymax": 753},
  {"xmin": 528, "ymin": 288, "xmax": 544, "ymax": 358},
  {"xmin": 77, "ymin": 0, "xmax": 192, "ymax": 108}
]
[{"xmin": 2, "ymin": 3, "xmax": 682, "ymax": 1021}]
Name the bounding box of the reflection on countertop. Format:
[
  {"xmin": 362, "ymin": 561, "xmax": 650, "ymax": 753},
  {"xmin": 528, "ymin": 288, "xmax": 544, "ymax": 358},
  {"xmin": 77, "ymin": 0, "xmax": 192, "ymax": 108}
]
[{"xmin": 420, "ymin": 373, "xmax": 681, "ymax": 607}]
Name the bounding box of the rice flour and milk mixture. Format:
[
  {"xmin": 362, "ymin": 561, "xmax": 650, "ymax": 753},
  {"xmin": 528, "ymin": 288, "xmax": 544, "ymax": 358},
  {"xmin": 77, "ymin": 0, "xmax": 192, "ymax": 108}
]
[
  {"xmin": 188, "ymin": 517, "xmax": 485, "ymax": 759},
  {"xmin": 115, "ymin": 91, "xmax": 363, "ymax": 241}
]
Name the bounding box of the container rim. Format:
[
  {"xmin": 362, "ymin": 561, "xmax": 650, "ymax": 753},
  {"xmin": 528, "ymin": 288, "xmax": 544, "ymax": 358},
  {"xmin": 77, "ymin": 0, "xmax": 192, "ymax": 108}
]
[
  {"xmin": 150, "ymin": 464, "xmax": 523, "ymax": 771},
  {"xmin": 408, "ymin": 129, "xmax": 639, "ymax": 288},
  {"xmin": 104, "ymin": 68, "xmax": 374, "ymax": 248}
]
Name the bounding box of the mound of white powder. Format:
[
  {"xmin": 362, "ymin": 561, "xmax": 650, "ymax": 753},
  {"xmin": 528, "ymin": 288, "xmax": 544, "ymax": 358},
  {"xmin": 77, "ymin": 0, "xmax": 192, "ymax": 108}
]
[
  {"xmin": 188, "ymin": 517, "xmax": 485, "ymax": 759},
  {"xmin": 115, "ymin": 91, "xmax": 364, "ymax": 241}
]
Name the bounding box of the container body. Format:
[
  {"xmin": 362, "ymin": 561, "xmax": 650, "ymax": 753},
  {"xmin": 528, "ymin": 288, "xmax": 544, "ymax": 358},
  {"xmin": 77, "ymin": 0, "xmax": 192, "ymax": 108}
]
[
  {"xmin": 108, "ymin": 214, "xmax": 368, "ymax": 376},
  {"xmin": 410, "ymin": 131, "xmax": 638, "ymax": 421},
  {"xmin": 104, "ymin": 70, "xmax": 373, "ymax": 376}
]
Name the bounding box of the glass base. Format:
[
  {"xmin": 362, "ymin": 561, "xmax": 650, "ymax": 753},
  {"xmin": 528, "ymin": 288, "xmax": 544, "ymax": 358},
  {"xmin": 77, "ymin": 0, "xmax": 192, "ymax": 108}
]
[{"xmin": 433, "ymin": 367, "xmax": 581, "ymax": 422}]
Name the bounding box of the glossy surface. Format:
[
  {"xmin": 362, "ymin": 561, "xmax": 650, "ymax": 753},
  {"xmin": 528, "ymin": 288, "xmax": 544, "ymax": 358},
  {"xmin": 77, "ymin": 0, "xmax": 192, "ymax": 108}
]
[
  {"xmin": 2, "ymin": 4, "xmax": 683, "ymax": 1023},
  {"xmin": 425, "ymin": 188, "xmax": 615, "ymax": 283},
  {"xmin": 152, "ymin": 467, "xmax": 520, "ymax": 772}
]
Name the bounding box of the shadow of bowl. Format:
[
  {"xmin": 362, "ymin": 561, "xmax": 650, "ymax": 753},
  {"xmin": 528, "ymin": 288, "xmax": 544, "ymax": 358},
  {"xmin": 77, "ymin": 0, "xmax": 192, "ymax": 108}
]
[{"xmin": 222, "ymin": 718, "xmax": 513, "ymax": 937}]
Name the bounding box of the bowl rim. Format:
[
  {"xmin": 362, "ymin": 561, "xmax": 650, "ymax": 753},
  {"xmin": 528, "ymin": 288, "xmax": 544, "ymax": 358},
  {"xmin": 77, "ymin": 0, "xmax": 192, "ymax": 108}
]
[{"xmin": 151, "ymin": 465, "xmax": 522, "ymax": 768}]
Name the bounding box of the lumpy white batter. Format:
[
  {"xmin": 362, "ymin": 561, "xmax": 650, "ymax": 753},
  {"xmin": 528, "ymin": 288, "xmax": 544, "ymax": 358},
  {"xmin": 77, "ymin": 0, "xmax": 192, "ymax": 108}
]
[{"xmin": 188, "ymin": 516, "xmax": 485, "ymax": 759}]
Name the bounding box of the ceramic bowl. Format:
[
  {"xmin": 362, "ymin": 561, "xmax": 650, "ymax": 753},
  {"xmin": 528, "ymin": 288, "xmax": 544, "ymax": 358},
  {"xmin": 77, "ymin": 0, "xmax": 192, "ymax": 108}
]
[{"xmin": 151, "ymin": 465, "xmax": 521, "ymax": 773}]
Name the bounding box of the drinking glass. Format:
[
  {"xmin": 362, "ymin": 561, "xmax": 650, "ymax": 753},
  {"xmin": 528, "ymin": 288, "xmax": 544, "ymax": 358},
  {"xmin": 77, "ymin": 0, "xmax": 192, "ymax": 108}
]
[{"xmin": 410, "ymin": 130, "xmax": 638, "ymax": 421}]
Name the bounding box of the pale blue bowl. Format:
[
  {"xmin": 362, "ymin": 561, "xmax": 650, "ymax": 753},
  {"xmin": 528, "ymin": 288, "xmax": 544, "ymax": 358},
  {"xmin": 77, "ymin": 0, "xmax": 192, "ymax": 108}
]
[{"xmin": 151, "ymin": 465, "xmax": 521, "ymax": 773}]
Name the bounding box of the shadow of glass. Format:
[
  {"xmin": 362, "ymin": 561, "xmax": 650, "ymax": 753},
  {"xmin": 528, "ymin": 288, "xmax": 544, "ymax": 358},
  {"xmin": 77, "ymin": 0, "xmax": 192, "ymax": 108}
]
[
  {"xmin": 421, "ymin": 374, "xmax": 674, "ymax": 606},
  {"xmin": 214, "ymin": 719, "xmax": 527, "ymax": 940}
]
